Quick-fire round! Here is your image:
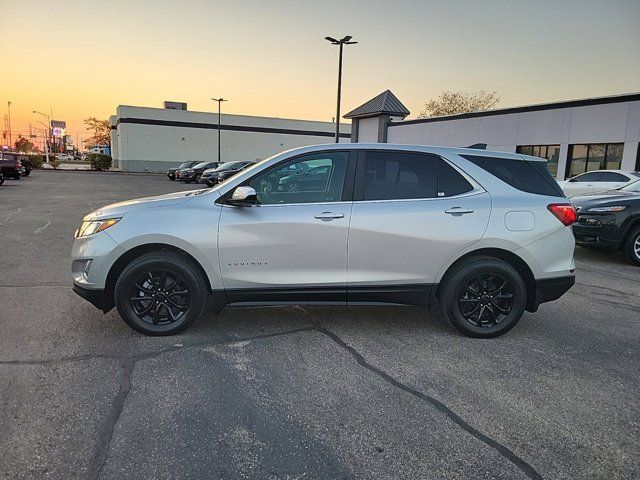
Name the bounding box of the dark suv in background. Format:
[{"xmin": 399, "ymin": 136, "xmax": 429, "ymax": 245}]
[
  {"xmin": 0, "ymin": 152, "xmax": 25, "ymax": 179},
  {"xmin": 180, "ymin": 161, "xmax": 221, "ymax": 184},
  {"xmin": 200, "ymin": 161, "xmax": 254, "ymax": 186},
  {"xmin": 167, "ymin": 161, "xmax": 199, "ymax": 181}
]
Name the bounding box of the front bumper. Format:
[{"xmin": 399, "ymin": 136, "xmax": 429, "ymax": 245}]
[
  {"xmin": 200, "ymin": 175, "xmax": 219, "ymax": 184},
  {"xmin": 572, "ymin": 213, "xmax": 624, "ymax": 251},
  {"xmin": 73, "ymin": 282, "xmax": 110, "ymax": 312}
]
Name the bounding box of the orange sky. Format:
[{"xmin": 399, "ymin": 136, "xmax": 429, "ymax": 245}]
[{"xmin": 2, "ymin": 0, "xmax": 639, "ymax": 149}]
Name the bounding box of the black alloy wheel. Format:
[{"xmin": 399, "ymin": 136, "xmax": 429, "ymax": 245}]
[
  {"xmin": 114, "ymin": 252, "xmax": 208, "ymax": 335},
  {"xmin": 438, "ymin": 256, "xmax": 526, "ymax": 338},
  {"xmin": 457, "ymin": 273, "xmax": 514, "ymax": 327},
  {"xmin": 128, "ymin": 269, "xmax": 191, "ymax": 326}
]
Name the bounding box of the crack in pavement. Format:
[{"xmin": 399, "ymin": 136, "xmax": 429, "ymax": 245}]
[
  {"xmin": 315, "ymin": 326, "xmax": 543, "ymax": 480},
  {"xmin": 3, "ymin": 322, "xmax": 543, "ymax": 479},
  {"xmin": 0, "ymin": 326, "xmax": 314, "ymax": 366},
  {"xmin": 80, "ymin": 326, "xmax": 314, "ymax": 480}
]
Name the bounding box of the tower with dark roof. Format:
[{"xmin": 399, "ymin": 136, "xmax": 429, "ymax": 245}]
[{"xmin": 344, "ymin": 90, "xmax": 410, "ymax": 142}]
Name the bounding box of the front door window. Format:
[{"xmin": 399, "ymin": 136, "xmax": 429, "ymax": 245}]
[{"xmin": 248, "ymin": 152, "xmax": 349, "ymax": 205}]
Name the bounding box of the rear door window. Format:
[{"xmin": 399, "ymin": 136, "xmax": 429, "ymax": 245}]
[
  {"xmin": 571, "ymin": 172, "xmax": 603, "ymax": 182},
  {"xmin": 360, "ymin": 151, "xmax": 437, "ymax": 201},
  {"xmin": 599, "ymin": 172, "xmax": 629, "ymax": 182},
  {"xmin": 461, "ymin": 154, "xmax": 564, "ymax": 197},
  {"xmin": 437, "ymin": 159, "xmax": 474, "ymax": 197}
]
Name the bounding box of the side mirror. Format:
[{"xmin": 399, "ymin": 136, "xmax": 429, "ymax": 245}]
[{"xmin": 227, "ymin": 186, "xmax": 257, "ymax": 206}]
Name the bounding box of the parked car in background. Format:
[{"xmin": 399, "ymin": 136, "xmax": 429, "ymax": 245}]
[
  {"xmin": 279, "ymin": 163, "xmax": 332, "ymax": 192},
  {"xmin": 0, "ymin": 170, "xmax": 4, "ymax": 185},
  {"xmin": 167, "ymin": 161, "xmax": 199, "ymax": 181},
  {"xmin": 0, "ymin": 152, "xmax": 23, "ymax": 179},
  {"xmin": 71, "ymin": 144, "xmax": 576, "ymax": 338},
  {"xmin": 558, "ymin": 170, "xmax": 639, "ymax": 197},
  {"xmin": 56, "ymin": 153, "xmax": 74, "ymax": 162},
  {"xmin": 572, "ymin": 180, "xmax": 640, "ymax": 265},
  {"xmin": 179, "ymin": 161, "xmax": 220, "ymax": 184},
  {"xmin": 200, "ymin": 161, "xmax": 254, "ymax": 186}
]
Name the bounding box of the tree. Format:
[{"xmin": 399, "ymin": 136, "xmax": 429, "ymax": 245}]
[
  {"xmin": 15, "ymin": 137, "xmax": 36, "ymax": 153},
  {"xmin": 419, "ymin": 90, "xmax": 500, "ymax": 118},
  {"xmin": 83, "ymin": 117, "xmax": 111, "ymax": 149}
]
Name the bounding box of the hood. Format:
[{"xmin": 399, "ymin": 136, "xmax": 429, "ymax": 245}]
[
  {"xmin": 84, "ymin": 190, "xmax": 201, "ymax": 220},
  {"xmin": 572, "ymin": 191, "xmax": 639, "ymax": 209}
]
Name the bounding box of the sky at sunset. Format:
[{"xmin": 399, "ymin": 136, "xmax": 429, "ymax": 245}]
[{"xmin": 2, "ymin": 0, "xmax": 639, "ymax": 147}]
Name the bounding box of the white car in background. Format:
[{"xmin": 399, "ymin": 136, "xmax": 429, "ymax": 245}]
[
  {"xmin": 55, "ymin": 153, "xmax": 75, "ymax": 162},
  {"xmin": 558, "ymin": 170, "xmax": 639, "ymax": 197}
]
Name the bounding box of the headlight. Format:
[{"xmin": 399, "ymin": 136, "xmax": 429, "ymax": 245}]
[
  {"xmin": 586, "ymin": 206, "xmax": 627, "ymax": 213},
  {"xmin": 75, "ymin": 218, "xmax": 121, "ymax": 238}
]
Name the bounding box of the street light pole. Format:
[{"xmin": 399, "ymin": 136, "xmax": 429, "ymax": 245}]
[
  {"xmin": 7, "ymin": 101, "xmax": 12, "ymax": 148},
  {"xmin": 325, "ymin": 35, "xmax": 357, "ymax": 143},
  {"xmin": 211, "ymin": 98, "xmax": 227, "ymax": 163},
  {"xmin": 33, "ymin": 110, "xmax": 51, "ymax": 164}
]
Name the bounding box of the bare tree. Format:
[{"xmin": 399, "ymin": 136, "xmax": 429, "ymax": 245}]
[
  {"xmin": 419, "ymin": 90, "xmax": 500, "ymax": 118},
  {"xmin": 83, "ymin": 117, "xmax": 111, "ymax": 148}
]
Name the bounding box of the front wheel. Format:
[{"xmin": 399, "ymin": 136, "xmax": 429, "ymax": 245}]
[
  {"xmin": 623, "ymin": 226, "xmax": 640, "ymax": 266},
  {"xmin": 114, "ymin": 252, "xmax": 208, "ymax": 335},
  {"xmin": 438, "ymin": 257, "xmax": 526, "ymax": 338}
]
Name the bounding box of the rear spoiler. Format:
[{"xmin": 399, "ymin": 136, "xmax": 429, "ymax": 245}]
[{"xmin": 466, "ymin": 143, "xmax": 487, "ymax": 150}]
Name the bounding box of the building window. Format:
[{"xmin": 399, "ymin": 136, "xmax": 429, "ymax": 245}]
[
  {"xmin": 566, "ymin": 143, "xmax": 624, "ymax": 177},
  {"xmin": 516, "ymin": 145, "xmax": 560, "ymax": 177}
]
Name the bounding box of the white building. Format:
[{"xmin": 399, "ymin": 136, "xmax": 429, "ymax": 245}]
[
  {"xmin": 110, "ymin": 104, "xmax": 350, "ymax": 172},
  {"xmin": 345, "ymin": 91, "xmax": 640, "ymax": 180}
]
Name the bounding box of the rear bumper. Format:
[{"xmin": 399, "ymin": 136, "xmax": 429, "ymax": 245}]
[{"xmin": 532, "ymin": 275, "xmax": 575, "ymax": 309}]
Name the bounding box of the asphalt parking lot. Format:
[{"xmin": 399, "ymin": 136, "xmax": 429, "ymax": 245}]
[{"xmin": 0, "ymin": 170, "xmax": 638, "ymax": 480}]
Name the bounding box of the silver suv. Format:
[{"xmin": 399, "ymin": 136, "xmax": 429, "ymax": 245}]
[{"xmin": 72, "ymin": 144, "xmax": 576, "ymax": 338}]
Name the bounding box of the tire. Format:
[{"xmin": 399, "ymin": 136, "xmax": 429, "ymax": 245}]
[
  {"xmin": 168, "ymin": 175, "xmax": 175, "ymax": 181},
  {"xmin": 0, "ymin": 176, "xmax": 4, "ymax": 186},
  {"xmin": 195, "ymin": 174, "xmax": 201, "ymax": 184},
  {"xmin": 23, "ymin": 171, "xmax": 30, "ymax": 177},
  {"xmin": 622, "ymin": 226, "xmax": 640, "ymax": 266},
  {"xmin": 114, "ymin": 252, "xmax": 208, "ymax": 336},
  {"xmin": 184, "ymin": 179, "xmax": 191, "ymax": 184},
  {"xmin": 438, "ymin": 256, "xmax": 527, "ymax": 338}
]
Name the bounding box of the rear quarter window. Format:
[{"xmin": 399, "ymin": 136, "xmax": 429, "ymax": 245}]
[{"xmin": 461, "ymin": 154, "xmax": 564, "ymax": 197}]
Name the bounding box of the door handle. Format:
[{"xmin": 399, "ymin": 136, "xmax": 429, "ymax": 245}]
[
  {"xmin": 445, "ymin": 207, "xmax": 474, "ymax": 216},
  {"xmin": 314, "ymin": 211, "xmax": 344, "ymax": 220}
]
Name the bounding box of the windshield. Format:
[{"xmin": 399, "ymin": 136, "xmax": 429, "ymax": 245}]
[
  {"xmin": 215, "ymin": 162, "xmax": 241, "ymax": 171},
  {"xmin": 192, "ymin": 162, "xmax": 210, "ymax": 169},
  {"xmin": 620, "ymin": 180, "xmax": 640, "ymax": 192},
  {"xmin": 177, "ymin": 162, "xmax": 191, "ymax": 168}
]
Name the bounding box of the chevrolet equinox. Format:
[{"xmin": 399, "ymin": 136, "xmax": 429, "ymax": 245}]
[{"xmin": 72, "ymin": 144, "xmax": 576, "ymax": 337}]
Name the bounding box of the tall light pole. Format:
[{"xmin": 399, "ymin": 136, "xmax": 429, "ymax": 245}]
[
  {"xmin": 211, "ymin": 98, "xmax": 227, "ymax": 163},
  {"xmin": 33, "ymin": 110, "xmax": 51, "ymax": 164},
  {"xmin": 325, "ymin": 35, "xmax": 357, "ymax": 143},
  {"xmin": 7, "ymin": 101, "xmax": 12, "ymax": 148}
]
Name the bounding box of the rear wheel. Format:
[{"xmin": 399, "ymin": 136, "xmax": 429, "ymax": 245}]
[
  {"xmin": 623, "ymin": 226, "xmax": 640, "ymax": 266},
  {"xmin": 438, "ymin": 257, "xmax": 526, "ymax": 338},
  {"xmin": 114, "ymin": 252, "xmax": 207, "ymax": 335}
]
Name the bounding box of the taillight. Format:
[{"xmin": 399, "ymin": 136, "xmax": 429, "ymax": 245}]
[
  {"xmin": 16, "ymin": 161, "xmax": 22, "ymax": 169},
  {"xmin": 547, "ymin": 203, "xmax": 577, "ymax": 226}
]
